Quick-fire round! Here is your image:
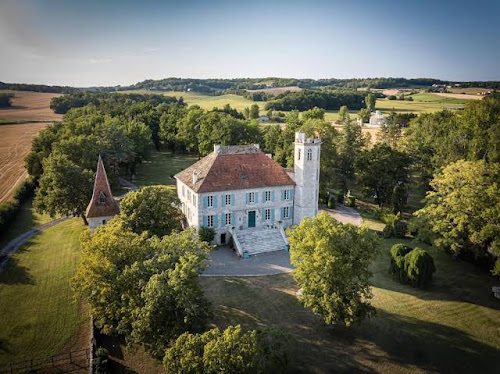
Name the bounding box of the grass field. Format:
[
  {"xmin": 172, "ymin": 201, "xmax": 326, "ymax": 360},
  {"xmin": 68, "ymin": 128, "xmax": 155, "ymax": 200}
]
[
  {"xmin": 201, "ymin": 236, "xmax": 500, "ymax": 373},
  {"xmin": 0, "ymin": 122, "xmax": 49, "ymax": 203},
  {"xmin": 0, "ymin": 219, "xmax": 89, "ymax": 365},
  {"xmin": 133, "ymin": 151, "xmax": 198, "ymax": 188}
]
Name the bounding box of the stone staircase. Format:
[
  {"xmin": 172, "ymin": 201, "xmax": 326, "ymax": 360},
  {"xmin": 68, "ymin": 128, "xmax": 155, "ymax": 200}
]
[{"xmin": 233, "ymin": 227, "xmax": 288, "ymax": 258}]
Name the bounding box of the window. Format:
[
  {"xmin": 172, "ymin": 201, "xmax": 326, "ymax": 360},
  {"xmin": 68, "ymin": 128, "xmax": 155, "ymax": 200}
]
[
  {"xmin": 265, "ymin": 209, "xmax": 271, "ymax": 221},
  {"xmin": 225, "ymin": 194, "xmax": 231, "ymax": 206},
  {"xmin": 248, "ymin": 192, "xmax": 255, "ymax": 203},
  {"xmin": 182, "ymin": 185, "xmax": 185, "ymax": 197},
  {"xmin": 225, "ymin": 213, "xmax": 232, "ymax": 226},
  {"xmin": 265, "ymin": 191, "xmax": 271, "ymax": 202},
  {"xmin": 283, "ymin": 207, "xmax": 290, "ymax": 219},
  {"xmin": 307, "ymin": 149, "xmax": 313, "ymax": 161},
  {"xmin": 207, "ymin": 195, "xmax": 213, "ymax": 207},
  {"xmin": 298, "ymin": 148, "xmax": 301, "ymax": 160},
  {"xmin": 284, "ymin": 190, "xmax": 290, "ymax": 200},
  {"xmin": 193, "ymin": 195, "xmax": 197, "ymax": 207},
  {"xmin": 98, "ymin": 191, "xmax": 107, "ymax": 205},
  {"xmin": 207, "ymin": 215, "xmax": 214, "ymax": 228},
  {"xmin": 187, "ymin": 190, "xmax": 191, "ymax": 201}
]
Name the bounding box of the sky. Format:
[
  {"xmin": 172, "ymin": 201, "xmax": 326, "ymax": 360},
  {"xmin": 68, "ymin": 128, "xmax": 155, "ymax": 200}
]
[{"xmin": 0, "ymin": 0, "xmax": 499, "ymax": 87}]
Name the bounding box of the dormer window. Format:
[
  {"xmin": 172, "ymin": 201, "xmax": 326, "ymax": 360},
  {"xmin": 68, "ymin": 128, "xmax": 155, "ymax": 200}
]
[
  {"xmin": 307, "ymin": 149, "xmax": 313, "ymax": 161},
  {"xmin": 298, "ymin": 149, "xmax": 301, "ymax": 160},
  {"xmin": 98, "ymin": 191, "xmax": 107, "ymax": 205}
]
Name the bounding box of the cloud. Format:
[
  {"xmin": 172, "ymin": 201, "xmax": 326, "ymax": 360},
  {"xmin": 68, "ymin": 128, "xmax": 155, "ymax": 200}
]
[{"xmin": 89, "ymin": 58, "xmax": 112, "ymax": 64}]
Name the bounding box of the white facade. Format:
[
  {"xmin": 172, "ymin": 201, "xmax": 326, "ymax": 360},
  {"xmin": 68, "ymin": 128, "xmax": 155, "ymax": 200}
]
[
  {"xmin": 88, "ymin": 216, "xmax": 115, "ymax": 230},
  {"xmin": 293, "ymin": 132, "xmax": 321, "ymax": 225},
  {"xmin": 368, "ymin": 110, "xmax": 387, "ymax": 127}
]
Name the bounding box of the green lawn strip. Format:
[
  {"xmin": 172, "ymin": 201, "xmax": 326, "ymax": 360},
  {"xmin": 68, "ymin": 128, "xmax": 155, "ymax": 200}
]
[
  {"xmin": 133, "ymin": 151, "xmax": 198, "ymax": 188},
  {"xmin": 0, "ymin": 197, "xmax": 53, "ymax": 249},
  {"xmin": 0, "ymin": 218, "xmax": 88, "ymax": 365},
  {"xmin": 201, "ymin": 238, "xmax": 500, "ymax": 373}
]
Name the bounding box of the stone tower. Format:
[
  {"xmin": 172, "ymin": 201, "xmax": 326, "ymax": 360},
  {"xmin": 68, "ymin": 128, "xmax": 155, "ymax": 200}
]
[
  {"xmin": 85, "ymin": 155, "xmax": 120, "ymax": 230},
  {"xmin": 293, "ymin": 132, "xmax": 321, "ymax": 225}
]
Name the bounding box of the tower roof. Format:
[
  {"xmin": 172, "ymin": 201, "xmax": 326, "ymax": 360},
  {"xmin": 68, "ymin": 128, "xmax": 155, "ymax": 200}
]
[
  {"xmin": 175, "ymin": 145, "xmax": 294, "ymax": 193},
  {"xmin": 85, "ymin": 155, "xmax": 120, "ymax": 218}
]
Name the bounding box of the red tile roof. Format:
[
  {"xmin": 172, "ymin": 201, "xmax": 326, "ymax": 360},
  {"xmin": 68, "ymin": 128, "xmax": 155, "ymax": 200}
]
[
  {"xmin": 175, "ymin": 145, "xmax": 295, "ymax": 193},
  {"xmin": 85, "ymin": 155, "xmax": 120, "ymax": 218}
]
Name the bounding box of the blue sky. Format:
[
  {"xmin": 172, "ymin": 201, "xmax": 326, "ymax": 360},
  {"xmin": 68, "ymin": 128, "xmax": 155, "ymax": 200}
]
[{"xmin": 0, "ymin": 0, "xmax": 499, "ymax": 86}]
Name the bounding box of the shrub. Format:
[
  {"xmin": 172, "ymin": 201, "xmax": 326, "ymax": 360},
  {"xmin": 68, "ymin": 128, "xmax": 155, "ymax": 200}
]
[
  {"xmin": 383, "ymin": 212, "xmax": 407, "ymax": 238},
  {"xmin": 408, "ymin": 215, "xmax": 436, "ymax": 244},
  {"xmin": 345, "ymin": 195, "xmax": 356, "ymax": 207},
  {"xmin": 404, "ymin": 248, "xmax": 436, "ymax": 288},
  {"xmin": 198, "ymin": 227, "xmax": 215, "ymax": 243},
  {"xmin": 93, "ymin": 347, "xmax": 109, "ymax": 374},
  {"xmin": 389, "ymin": 244, "xmax": 412, "ymax": 281},
  {"xmin": 337, "ymin": 192, "xmax": 344, "ymax": 204},
  {"xmin": 327, "ymin": 196, "xmax": 336, "ymax": 209},
  {"xmin": 0, "ymin": 177, "xmax": 36, "ymax": 235}
]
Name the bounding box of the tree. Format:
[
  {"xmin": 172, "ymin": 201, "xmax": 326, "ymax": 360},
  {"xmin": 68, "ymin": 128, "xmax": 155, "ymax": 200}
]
[
  {"xmin": 338, "ymin": 105, "xmax": 350, "ymax": 122},
  {"xmin": 72, "ymin": 223, "xmax": 211, "ymax": 354},
  {"xmin": 163, "ymin": 326, "xmax": 288, "ymax": 374},
  {"xmin": 34, "ymin": 152, "xmax": 94, "ymax": 224},
  {"xmin": 288, "ymin": 212, "xmax": 380, "ymax": 326},
  {"xmin": 365, "ymin": 92, "xmax": 376, "ymax": 112},
  {"xmin": 302, "ymin": 106, "xmax": 325, "ymax": 120},
  {"xmin": 415, "ymin": 160, "xmax": 500, "ymax": 274},
  {"xmin": 356, "ymin": 144, "xmax": 411, "ymax": 208},
  {"xmin": 404, "ymin": 248, "xmax": 436, "ymax": 288},
  {"xmin": 338, "ymin": 120, "xmax": 366, "ymax": 185},
  {"xmin": 357, "ymin": 108, "xmax": 370, "ymax": 123},
  {"xmin": 119, "ymin": 186, "xmax": 183, "ymax": 238},
  {"xmin": 249, "ymin": 104, "xmax": 260, "ymax": 119}
]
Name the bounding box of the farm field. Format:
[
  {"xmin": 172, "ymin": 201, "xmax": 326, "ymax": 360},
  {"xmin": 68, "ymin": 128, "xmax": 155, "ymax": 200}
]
[
  {"xmin": 0, "ymin": 91, "xmax": 62, "ymax": 122},
  {"xmin": 0, "ymin": 122, "xmax": 48, "ymax": 203},
  {"xmin": 0, "ymin": 218, "xmax": 89, "ymax": 365},
  {"xmin": 434, "ymin": 92, "xmax": 483, "ymax": 100},
  {"xmin": 447, "ymin": 87, "xmax": 491, "ymax": 95},
  {"xmin": 201, "ymin": 236, "xmax": 500, "ymax": 374},
  {"xmin": 246, "ymin": 85, "xmax": 302, "ymax": 94}
]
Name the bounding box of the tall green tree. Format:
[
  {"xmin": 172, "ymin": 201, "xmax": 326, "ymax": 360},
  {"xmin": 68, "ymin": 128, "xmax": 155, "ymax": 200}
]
[
  {"xmin": 288, "ymin": 212, "xmax": 380, "ymax": 326},
  {"xmin": 338, "ymin": 105, "xmax": 350, "ymax": 123},
  {"xmin": 34, "ymin": 152, "xmax": 94, "ymax": 224},
  {"xmin": 415, "ymin": 160, "xmax": 500, "ymax": 274},
  {"xmin": 338, "ymin": 120, "xmax": 366, "ymax": 186},
  {"xmin": 119, "ymin": 186, "xmax": 183, "ymax": 238},
  {"xmin": 365, "ymin": 92, "xmax": 376, "ymax": 112}
]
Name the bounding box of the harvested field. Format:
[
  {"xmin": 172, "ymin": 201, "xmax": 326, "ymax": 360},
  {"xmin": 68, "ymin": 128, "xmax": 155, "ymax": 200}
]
[
  {"xmin": 0, "ymin": 91, "xmax": 62, "ymax": 122},
  {"xmin": 434, "ymin": 92, "xmax": 483, "ymax": 100},
  {"xmin": 0, "ymin": 123, "xmax": 48, "ymax": 203}
]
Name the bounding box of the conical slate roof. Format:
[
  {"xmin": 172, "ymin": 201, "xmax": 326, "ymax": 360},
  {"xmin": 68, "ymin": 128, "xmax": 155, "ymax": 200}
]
[{"xmin": 85, "ymin": 155, "xmax": 120, "ymax": 218}]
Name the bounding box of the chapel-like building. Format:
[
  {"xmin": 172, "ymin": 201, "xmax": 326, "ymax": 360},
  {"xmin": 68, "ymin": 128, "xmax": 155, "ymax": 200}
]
[
  {"xmin": 175, "ymin": 132, "xmax": 321, "ymax": 258},
  {"xmin": 85, "ymin": 155, "xmax": 120, "ymax": 229}
]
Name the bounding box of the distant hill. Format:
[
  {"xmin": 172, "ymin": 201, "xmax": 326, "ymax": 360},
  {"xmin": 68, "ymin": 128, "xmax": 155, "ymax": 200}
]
[{"xmin": 2, "ymin": 78, "xmax": 499, "ymax": 95}]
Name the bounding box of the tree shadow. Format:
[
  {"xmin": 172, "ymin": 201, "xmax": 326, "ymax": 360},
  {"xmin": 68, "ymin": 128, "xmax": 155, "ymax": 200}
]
[
  {"xmin": 94, "ymin": 330, "xmax": 139, "ymax": 374},
  {"xmin": 0, "ymin": 256, "xmax": 36, "ymax": 285}
]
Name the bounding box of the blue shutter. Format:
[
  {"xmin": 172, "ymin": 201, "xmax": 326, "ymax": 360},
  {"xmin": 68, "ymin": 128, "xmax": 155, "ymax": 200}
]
[
  {"xmin": 271, "ymin": 191, "xmax": 275, "ymax": 202},
  {"xmin": 255, "ymin": 192, "xmax": 259, "ymax": 203},
  {"xmin": 222, "ymin": 194, "xmax": 226, "ymax": 207},
  {"xmin": 290, "ymin": 189, "xmax": 294, "ymax": 201},
  {"xmin": 261, "ymin": 209, "xmax": 265, "ymax": 222},
  {"xmin": 280, "ymin": 207, "xmax": 284, "ymax": 220},
  {"xmin": 246, "ymin": 193, "xmax": 249, "ymax": 204},
  {"xmin": 281, "ymin": 190, "xmax": 285, "ymax": 201},
  {"xmin": 231, "ymin": 194, "xmax": 235, "ymax": 206},
  {"xmin": 203, "ymin": 197, "xmax": 207, "ymax": 209},
  {"xmin": 214, "ymin": 214, "xmax": 219, "ymax": 228},
  {"xmin": 262, "ymin": 191, "xmax": 266, "ymax": 202},
  {"xmin": 213, "ymin": 196, "xmax": 218, "ymax": 208},
  {"xmin": 271, "ymin": 209, "xmax": 275, "ymax": 222},
  {"xmin": 202, "ymin": 215, "xmax": 207, "ymax": 227},
  {"xmin": 231, "ymin": 211, "xmax": 236, "ymax": 225}
]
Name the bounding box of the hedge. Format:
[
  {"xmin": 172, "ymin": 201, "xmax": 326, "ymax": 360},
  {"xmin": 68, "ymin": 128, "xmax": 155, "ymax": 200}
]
[
  {"xmin": 0, "ymin": 177, "xmax": 36, "ymax": 235},
  {"xmin": 389, "ymin": 243, "xmax": 436, "ymax": 288}
]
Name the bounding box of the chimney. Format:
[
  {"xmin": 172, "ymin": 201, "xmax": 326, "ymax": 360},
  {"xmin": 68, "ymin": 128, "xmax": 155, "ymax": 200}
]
[
  {"xmin": 253, "ymin": 144, "xmax": 260, "ymax": 150},
  {"xmin": 265, "ymin": 153, "xmax": 273, "ymax": 159},
  {"xmin": 193, "ymin": 171, "xmax": 198, "ymax": 184},
  {"xmin": 214, "ymin": 144, "xmax": 221, "ymax": 153}
]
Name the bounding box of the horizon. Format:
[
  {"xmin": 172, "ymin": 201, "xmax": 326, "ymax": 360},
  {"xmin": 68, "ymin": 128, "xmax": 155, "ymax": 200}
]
[{"xmin": 1, "ymin": 0, "xmax": 499, "ymax": 86}]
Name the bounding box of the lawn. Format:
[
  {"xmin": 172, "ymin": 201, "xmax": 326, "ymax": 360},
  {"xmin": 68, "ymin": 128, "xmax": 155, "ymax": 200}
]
[
  {"xmin": 0, "ymin": 218, "xmax": 89, "ymax": 365},
  {"xmin": 133, "ymin": 151, "xmax": 198, "ymax": 188},
  {"xmin": 201, "ymin": 236, "xmax": 500, "ymax": 373},
  {"xmin": 0, "ymin": 197, "xmax": 53, "ymax": 249}
]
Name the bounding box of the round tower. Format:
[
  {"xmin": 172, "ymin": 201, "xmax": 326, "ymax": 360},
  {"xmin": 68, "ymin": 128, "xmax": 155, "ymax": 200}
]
[{"xmin": 293, "ymin": 132, "xmax": 321, "ymax": 225}]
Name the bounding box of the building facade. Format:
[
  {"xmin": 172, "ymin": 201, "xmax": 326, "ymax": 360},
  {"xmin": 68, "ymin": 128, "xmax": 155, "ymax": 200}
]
[{"xmin": 175, "ymin": 132, "xmax": 321, "ymax": 255}]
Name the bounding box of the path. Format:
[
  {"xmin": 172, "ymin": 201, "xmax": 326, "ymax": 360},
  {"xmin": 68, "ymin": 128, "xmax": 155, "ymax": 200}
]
[
  {"xmin": 322, "ymin": 205, "xmax": 363, "ymax": 226},
  {"xmin": 0, "ymin": 216, "xmax": 70, "ymax": 270},
  {"xmin": 118, "ymin": 177, "xmax": 138, "ymax": 191}
]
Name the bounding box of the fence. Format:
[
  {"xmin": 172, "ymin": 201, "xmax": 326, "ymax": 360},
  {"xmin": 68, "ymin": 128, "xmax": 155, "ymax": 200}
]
[{"xmin": 0, "ymin": 348, "xmax": 90, "ymax": 374}]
